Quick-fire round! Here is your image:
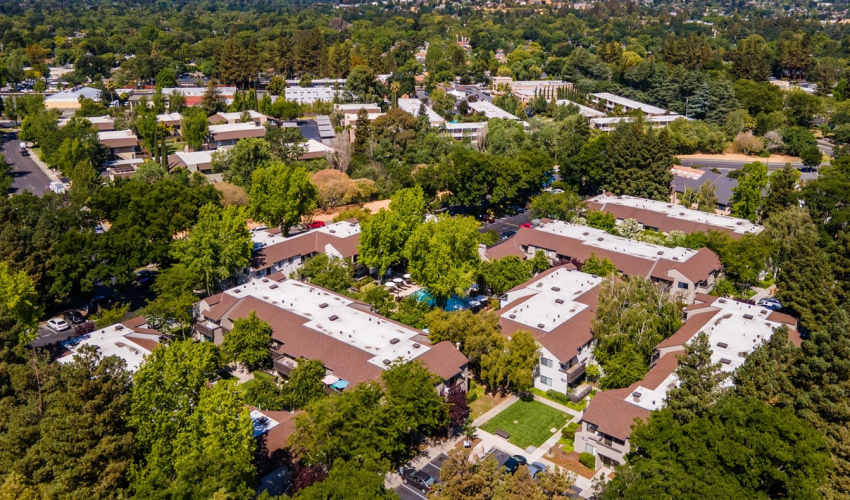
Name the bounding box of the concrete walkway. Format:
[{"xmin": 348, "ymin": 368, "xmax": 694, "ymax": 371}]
[{"xmin": 532, "ymin": 394, "xmax": 582, "ymax": 419}]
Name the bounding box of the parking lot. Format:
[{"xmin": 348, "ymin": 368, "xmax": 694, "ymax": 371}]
[{"xmin": 394, "ymin": 453, "xmax": 448, "ymax": 499}]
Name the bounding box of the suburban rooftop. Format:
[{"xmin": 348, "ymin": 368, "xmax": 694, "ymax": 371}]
[
  {"xmin": 225, "ymin": 277, "xmax": 431, "ymax": 369},
  {"xmin": 588, "ymin": 194, "xmax": 764, "ymax": 235},
  {"xmin": 591, "ymin": 92, "xmax": 669, "ymax": 115},
  {"xmin": 501, "ymin": 267, "xmax": 602, "ymax": 333},
  {"xmin": 536, "ymin": 221, "xmax": 697, "ymax": 262},
  {"xmin": 208, "ymin": 122, "xmax": 265, "ymax": 134}
]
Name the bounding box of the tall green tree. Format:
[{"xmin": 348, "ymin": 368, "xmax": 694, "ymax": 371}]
[
  {"xmin": 248, "ymin": 162, "xmax": 318, "ymax": 236},
  {"xmin": 358, "ymin": 186, "xmax": 425, "ymax": 276},
  {"xmin": 180, "ymin": 107, "xmax": 208, "ymax": 151},
  {"xmin": 730, "ymin": 161, "xmax": 768, "ymax": 221},
  {"xmin": 171, "ymin": 203, "xmax": 251, "ymax": 296},
  {"xmin": 664, "ymin": 332, "xmax": 728, "ymax": 423},
  {"xmin": 403, "ymin": 215, "xmax": 481, "ymax": 303},
  {"xmin": 729, "ymin": 35, "xmax": 772, "ymax": 81},
  {"xmin": 281, "ymin": 359, "xmax": 327, "ymax": 410},
  {"xmin": 213, "ymin": 137, "xmax": 273, "ymax": 188},
  {"xmin": 221, "ymin": 312, "xmax": 273, "ymax": 371}
]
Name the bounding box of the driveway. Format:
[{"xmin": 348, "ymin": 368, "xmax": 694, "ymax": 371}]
[
  {"xmin": 480, "ymin": 212, "xmax": 531, "ymax": 236},
  {"xmin": 2, "ymin": 130, "xmax": 51, "ymax": 196}
]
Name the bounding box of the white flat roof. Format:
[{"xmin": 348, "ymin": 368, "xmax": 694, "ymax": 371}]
[
  {"xmin": 216, "ymin": 110, "xmax": 266, "ymax": 121},
  {"xmin": 536, "ymin": 221, "xmax": 697, "ymax": 262},
  {"xmin": 555, "ymin": 99, "xmax": 606, "ymax": 118},
  {"xmin": 251, "ymin": 220, "xmax": 360, "ymax": 249},
  {"xmin": 501, "ymin": 268, "xmax": 602, "ymax": 332},
  {"xmin": 468, "ymin": 100, "xmax": 521, "ymax": 120},
  {"xmin": 627, "ymin": 298, "xmax": 788, "ymax": 411},
  {"xmin": 160, "ymin": 87, "xmax": 236, "ymax": 96},
  {"xmin": 157, "ymin": 112, "xmax": 183, "ymax": 122},
  {"xmin": 225, "ymin": 277, "xmax": 430, "ymax": 368},
  {"xmin": 303, "ymin": 139, "xmax": 333, "ymax": 154},
  {"xmin": 589, "ymin": 194, "xmax": 763, "ymax": 235},
  {"xmin": 175, "ymin": 150, "xmax": 215, "ymax": 165},
  {"xmin": 445, "ymin": 121, "xmax": 487, "ymax": 130},
  {"xmin": 208, "ymin": 122, "xmax": 265, "ymax": 134},
  {"xmin": 57, "ymin": 323, "xmax": 158, "ymax": 372},
  {"xmin": 591, "ymin": 92, "xmax": 668, "ymax": 115},
  {"xmin": 97, "ymin": 129, "xmax": 137, "ymax": 140},
  {"xmin": 46, "ymin": 86, "xmax": 102, "ymax": 102},
  {"xmin": 397, "ymin": 98, "xmax": 445, "ymax": 126},
  {"xmin": 284, "ymin": 86, "xmax": 343, "ymax": 103},
  {"xmin": 335, "ymin": 103, "xmax": 380, "ymax": 112}
]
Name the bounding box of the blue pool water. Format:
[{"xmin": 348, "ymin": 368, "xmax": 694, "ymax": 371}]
[{"xmin": 412, "ymin": 289, "xmax": 487, "ymax": 311}]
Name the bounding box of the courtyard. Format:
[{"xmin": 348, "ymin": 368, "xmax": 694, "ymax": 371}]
[{"xmin": 480, "ymin": 399, "xmax": 569, "ymax": 450}]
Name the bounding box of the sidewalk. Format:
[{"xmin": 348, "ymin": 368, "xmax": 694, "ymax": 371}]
[
  {"xmin": 26, "ymin": 146, "xmax": 62, "ymax": 183},
  {"xmin": 471, "ymin": 394, "xmax": 517, "ymax": 427},
  {"xmin": 533, "ymin": 394, "xmax": 582, "ymax": 419}
]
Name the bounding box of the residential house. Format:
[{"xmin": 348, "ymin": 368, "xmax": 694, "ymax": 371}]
[
  {"xmin": 486, "ymin": 221, "xmax": 722, "ymax": 303},
  {"xmin": 98, "ymin": 129, "xmax": 139, "ymax": 159},
  {"xmin": 398, "ymin": 98, "xmax": 446, "ymax": 127},
  {"xmin": 196, "ymin": 276, "xmax": 469, "ymax": 395},
  {"xmin": 491, "ymin": 77, "xmax": 572, "ymax": 103},
  {"xmin": 499, "ymin": 266, "xmax": 603, "ymax": 395},
  {"xmin": 156, "ymin": 112, "xmax": 183, "ymax": 129},
  {"xmin": 284, "ymin": 86, "xmax": 344, "ymax": 104},
  {"xmin": 671, "ymin": 166, "xmax": 738, "ymax": 213},
  {"xmin": 169, "ymin": 150, "xmax": 216, "ymax": 173},
  {"xmin": 159, "ymin": 86, "xmax": 237, "ymax": 107},
  {"xmin": 575, "ymin": 295, "xmax": 801, "ymax": 467},
  {"xmin": 105, "ymin": 158, "xmax": 145, "ymax": 180},
  {"xmin": 298, "ymin": 139, "xmax": 333, "ymax": 160},
  {"xmin": 585, "ymin": 194, "xmax": 763, "ymax": 238},
  {"xmin": 44, "ymin": 86, "xmax": 102, "ymax": 110},
  {"xmin": 56, "ymin": 316, "xmax": 161, "ymax": 373},
  {"xmin": 249, "ymin": 220, "xmax": 361, "ymax": 279},
  {"xmin": 209, "ymin": 110, "xmax": 274, "ymax": 127},
  {"xmin": 208, "ymin": 122, "xmax": 266, "ymax": 148}
]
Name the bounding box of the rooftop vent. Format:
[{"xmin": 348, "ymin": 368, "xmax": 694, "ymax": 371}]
[
  {"xmin": 262, "ymin": 278, "xmax": 269, "ymax": 283},
  {"xmin": 736, "ymin": 221, "xmax": 743, "ymax": 225},
  {"xmin": 537, "ymin": 323, "xmax": 545, "ymax": 329},
  {"xmin": 555, "ymin": 298, "xmax": 564, "ymax": 304},
  {"xmin": 657, "ymin": 250, "xmax": 664, "ymax": 255},
  {"xmin": 718, "ymin": 299, "xmax": 727, "ymax": 304},
  {"xmin": 738, "ymin": 352, "xmax": 748, "ymax": 358},
  {"xmin": 269, "ymin": 284, "xmax": 278, "ymax": 289},
  {"xmin": 716, "ymin": 342, "xmax": 728, "ymax": 349},
  {"xmin": 328, "ymin": 315, "xmax": 339, "ymax": 321},
  {"xmin": 597, "ymin": 237, "xmax": 604, "ymax": 241},
  {"xmin": 319, "ymin": 303, "xmax": 329, "ymax": 309},
  {"xmin": 412, "ymin": 343, "xmax": 421, "ymax": 349},
  {"xmin": 720, "ymin": 358, "xmax": 731, "ymax": 364},
  {"xmin": 383, "ymin": 359, "xmax": 391, "ymax": 366},
  {"xmin": 743, "ymin": 314, "xmax": 754, "ymax": 320},
  {"xmin": 632, "ymin": 391, "xmax": 642, "ymax": 401},
  {"xmin": 679, "ymin": 212, "xmax": 685, "ymax": 216},
  {"xmin": 389, "ymin": 338, "xmax": 400, "ymax": 345},
  {"xmin": 582, "ymin": 232, "xmax": 590, "ymax": 236},
  {"xmin": 551, "ymin": 286, "xmax": 561, "ymax": 292},
  {"xmin": 509, "ymin": 314, "xmax": 516, "ymax": 319},
  {"xmin": 115, "ymin": 325, "xmax": 124, "ymax": 331}
]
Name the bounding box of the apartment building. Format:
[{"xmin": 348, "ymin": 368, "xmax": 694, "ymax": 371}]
[{"xmin": 249, "ymin": 221, "xmax": 361, "ymax": 279}]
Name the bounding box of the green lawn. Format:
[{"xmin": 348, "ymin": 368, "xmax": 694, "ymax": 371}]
[{"xmin": 481, "ymin": 400, "xmax": 568, "ymax": 449}]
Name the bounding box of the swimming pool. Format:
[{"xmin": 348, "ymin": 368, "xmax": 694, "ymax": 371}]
[{"xmin": 412, "ymin": 289, "xmax": 487, "ymax": 311}]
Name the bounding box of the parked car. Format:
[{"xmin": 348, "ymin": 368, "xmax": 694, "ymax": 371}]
[
  {"xmin": 64, "ymin": 310, "xmax": 85, "ymax": 325},
  {"xmin": 134, "ymin": 270, "xmax": 156, "ymax": 286},
  {"xmin": 47, "ymin": 317, "xmax": 70, "ymax": 332},
  {"xmin": 757, "ymin": 297, "xmax": 782, "ymax": 311},
  {"xmin": 305, "ymin": 221, "xmax": 326, "ymax": 229},
  {"xmin": 400, "ymin": 467, "xmax": 434, "ymax": 493},
  {"xmin": 503, "ymin": 454, "xmax": 528, "ymax": 474},
  {"xmin": 520, "ymin": 222, "xmax": 532, "ymax": 229},
  {"xmin": 528, "ymin": 461, "xmax": 548, "ymax": 478},
  {"xmin": 500, "ymin": 230, "xmax": 516, "ymax": 241}
]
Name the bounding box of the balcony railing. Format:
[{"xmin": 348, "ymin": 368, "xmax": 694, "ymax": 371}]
[{"xmin": 560, "ymin": 362, "xmax": 586, "ymax": 384}]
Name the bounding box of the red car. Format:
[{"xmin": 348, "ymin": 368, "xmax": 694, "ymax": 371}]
[
  {"xmin": 520, "ymin": 223, "xmax": 532, "ymax": 228},
  {"xmin": 306, "ymin": 221, "xmax": 326, "ymax": 229}
]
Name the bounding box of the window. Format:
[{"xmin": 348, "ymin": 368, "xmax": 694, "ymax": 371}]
[
  {"xmin": 677, "ymin": 282, "xmax": 689, "ymax": 289},
  {"xmin": 540, "ymin": 375, "xmax": 552, "ymax": 386},
  {"xmin": 540, "ymin": 356, "xmax": 553, "ymax": 368}
]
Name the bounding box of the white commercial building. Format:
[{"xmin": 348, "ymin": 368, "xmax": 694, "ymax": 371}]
[{"xmin": 284, "ymin": 86, "xmax": 344, "ymax": 104}]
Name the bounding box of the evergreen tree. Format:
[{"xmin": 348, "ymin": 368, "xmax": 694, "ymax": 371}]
[{"xmin": 665, "ymin": 332, "xmax": 729, "ymax": 423}]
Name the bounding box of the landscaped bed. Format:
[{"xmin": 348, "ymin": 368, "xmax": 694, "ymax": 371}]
[{"xmin": 480, "ymin": 399, "xmax": 568, "ymax": 449}]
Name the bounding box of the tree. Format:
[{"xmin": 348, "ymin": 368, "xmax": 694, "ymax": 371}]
[
  {"xmin": 761, "ymin": 166, "xmax": 800, "ymax": 218},
  {"xmin": 0, "ymin": 261, "xmax": 40, "ymax": 354},
  {"xmin": 129, "ymin": 340, "xmax": 221, "ymax": 492},
  {"xmin": 213, "ymin": 137, "xmax": 272, "ymax": 188},
  {"xmin": 281, "ymin": 359, "xmax": 327, "ymax": 410},
  {"xmin": 358, "ymin": 186, "xmax": 425, "ymax": 276},
  {"xmin": 294, "ymin": 459, "xmax": 395, "ymax": 500},
  {"xmin": 346, "ymin": 65, "xmax": 380, "ymax": 102},
  {"xmin": 298, "ymin": 254, "xmax": 354, "ymax": 293},
  {"xmin": 156, "ymin": 380, "xmax": 255, "ymax": 498},
  {"xmin": 734, "ymin": 326, "xmax": 798, "ymax": 406},
  {"xmin": 221, "ymin": 312, "xmax": 273, "ymax": 371},
  {"xmin": 311, "ymin": 169, "xmax": 376, "ymax": 209},
  {"xmin": 592, "ymin": 276, "xmax": 682, "ymax": 388},
  {"xmin": 201, "ymin": 80, "xmax": 224, "ymax": 115},
  {"xmin": 382, "ymin": 362, "xmax": 448, "ymax": 460},
  {"xmin": 730, "ymin": 162, "xmax": 768, "ymax": 221},
  {"xmin": 143, "ymin": 264, "xmax": 197, "ymax": 338},
  {"xmin": 426, "ymin": 310, "xmax": 502, "ymax": 376},
  {"xmin": 248, "ymin": 162, "xmax": 317, "ymax": 236},
  {"xmin": 480, "ymin": 331, "xmax": 539, "ymax": 393},
  {"xmin": 265, "ymin": 126, "xmax": 307, "ymax": 162},
  {"xmin": 665, "ymin": 332, "xmax": 728, "ymax": 423},
  {"xmin": 784, "ymin": 90, "xmax": 822, "ymax": 127},
  {"xmin": 403, "ymin": 215, "xmax": 481, "ymax": 304},
  {"xmin": 529, "ymin": 191, "xmax": 582, "ymax": 221},
  {"xmin": 580, "ymin": 254, "xmax": 616, "ymax": 277},
  {"xmin": 181, "ymin": 107, "xmax": 208, "ymax": 151},
  {"xmin": 601, "ymin": 396, "xmax": 830, "ymax": 499},
  {"xmin": 171, "ymin": 203, "xmax": 251, "ymax": 296},
  {"xmin": 477, "ymin": 256, "xmax": 533, "ymax": 295},
  {"xmin": 730, "ymin": 35, "xmax": 771, "ymax": 81}
]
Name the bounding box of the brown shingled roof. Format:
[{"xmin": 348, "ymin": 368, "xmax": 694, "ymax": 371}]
[
  {"xmin": 586, "ymin": 200, "xmax": 751, "ymax": 239},
  {"xmin": 415, "ymin": 341, "xmax": 469, "ymax": 381},
  {"xmin": 252, "ymin": 231, "xmax": 360, "ymax": 272},
  {"xmin": 581, "ymin": 387, "xmax": 650, "ymax": 441}
]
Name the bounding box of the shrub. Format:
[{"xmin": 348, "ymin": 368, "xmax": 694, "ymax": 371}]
[
  {"xmin": 732, "ymin": 131, "xmax": 764, "ymax": 154},
  {"xmin": 562, "ymin": 422, "xmax": 580, "ymax": 441},
  {"xmin": 546, "ymin": 389, "xmax": 572, "ymax": 405},
  {"xmin": 579, "ymin": 451, "xmax": 596, "ymax": 469}
]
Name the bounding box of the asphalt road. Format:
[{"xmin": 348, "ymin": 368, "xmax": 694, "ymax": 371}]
[
  {"xmin": 480, "ymin": 212, "xmax": 532, "ymax": 236},
  {"xmin": 2, "ymin": 130, "xmax": 51, "ymax": 196}
]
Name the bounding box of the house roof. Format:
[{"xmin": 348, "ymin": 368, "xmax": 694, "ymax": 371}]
[
  {"xmin": 582, "ymin": 387, "xmax": 651, "ymax": 441},
  {"xmin": 208, "ymin": 122, "xmax": 266, "ymax": 141},
  {"xmin": 252, "ymin": 223, "xmax": 360, "ymax": 272},
  {"xmin": 672, "ymin": 167, "xmax": 738, "ymax": 206},
  {"xmin": 415, "ymin": 341, "xmax": 469, "ymax": 381},
  {"xmin": 98, "ymin": 129, "xmax": 138, "ymax": 148},
  {"xmin": 56, "ymin": 317, "xmax": 161, "ymax": 372},
  {"xmin": 486, "ymin": 222, "xmax": 720, "ymax": 284},
  {"xmin": 254, "ymin": 409, "xmax": 300, "ymax": 455}
]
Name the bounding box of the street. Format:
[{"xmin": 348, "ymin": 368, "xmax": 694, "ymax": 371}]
[
  {"xmin": 2, "ymin": 130, "xmax": 52, "ymax": 196},
  {"xmin": 678, "ymin": 157, "xmax": 803, "ymax": 170},
  {"xmin": 479, "ymin": 212, "xmax": 531, "ymax": 235}
]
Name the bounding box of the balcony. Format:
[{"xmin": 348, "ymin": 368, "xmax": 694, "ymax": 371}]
[
  {"xmin": 560, "ymin": 362, "xmax": 586, "ymax": 384},
  {"xmin": 194, "ymin": 320, "xmax": 222, "ymax": 341}
]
